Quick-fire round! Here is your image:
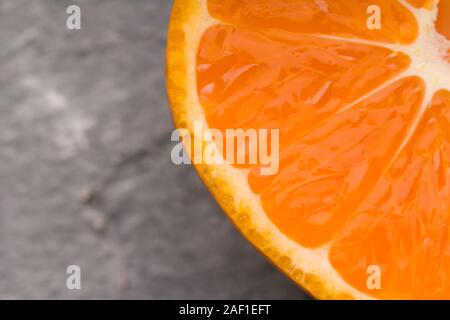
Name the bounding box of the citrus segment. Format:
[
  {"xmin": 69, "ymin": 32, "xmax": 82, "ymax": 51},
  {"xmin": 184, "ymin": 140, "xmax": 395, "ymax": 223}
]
[
  {"xmin": 329, "ymin": 90, "xmax": 450, "ymax": 299},
  {"xmin": 198, "ymin": 25, "xmax": 411, "ymax": 138},
  {"xmin": 436, "ymin": 0, "xmax": 450, "ymax": 41},
  {"xmin": 207, "ymin": 0, "xmax": 419, "ymax": 44},
  {"xmin": 248, "ymin": 77, "xmax": 425, "ymax": 247}
]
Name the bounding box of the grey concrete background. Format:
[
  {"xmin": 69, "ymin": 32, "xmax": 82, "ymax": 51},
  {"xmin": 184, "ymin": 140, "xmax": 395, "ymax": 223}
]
[{"xmin": 0, "ymin": 0, "xmax": 307, "ymax": 299}]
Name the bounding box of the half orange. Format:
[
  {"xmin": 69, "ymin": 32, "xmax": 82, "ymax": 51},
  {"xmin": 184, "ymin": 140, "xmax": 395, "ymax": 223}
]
[{"xmin": 166, "ymin": 0, "xmax": 450, "ymax": 299}]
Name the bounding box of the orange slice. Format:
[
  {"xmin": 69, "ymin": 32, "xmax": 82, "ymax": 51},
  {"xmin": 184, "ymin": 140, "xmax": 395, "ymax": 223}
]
[{"xmin": 167, "ymin": 0, "xmax": 450, "ymax": 299}]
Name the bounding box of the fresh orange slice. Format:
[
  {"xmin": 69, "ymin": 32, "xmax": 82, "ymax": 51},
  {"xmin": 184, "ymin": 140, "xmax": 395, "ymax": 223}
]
[{"xmin": 166, "ymin": 0, "xmax": 450, "ymax": 299}]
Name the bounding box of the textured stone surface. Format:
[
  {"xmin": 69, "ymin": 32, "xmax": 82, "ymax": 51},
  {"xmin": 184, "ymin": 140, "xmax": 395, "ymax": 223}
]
[{"xmin": 0, "ymin": 0, "xmax": 307, "ymax": 299}]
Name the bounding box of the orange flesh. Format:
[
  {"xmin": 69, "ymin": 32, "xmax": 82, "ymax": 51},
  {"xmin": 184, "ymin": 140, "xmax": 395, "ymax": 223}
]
[
  {"xmin": 407, "ymin": 0, "xmax": 434, "ymax": 8},
  {"xmin": 197, "ymin": 0, "xmax": 450, "ymax": 299},
  {"xmin": 437, "ymin": 0, "xmax": 450, "ymax": 41},
  {"xmin": 330, "ymin": 91, "xmax": 450, "ymax": 299}
]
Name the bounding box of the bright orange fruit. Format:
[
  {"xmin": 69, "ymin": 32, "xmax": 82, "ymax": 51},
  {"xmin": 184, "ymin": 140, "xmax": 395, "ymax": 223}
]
[{"xmin": 167, "ymin": 0, "xmax": 450, "ymax": 299}]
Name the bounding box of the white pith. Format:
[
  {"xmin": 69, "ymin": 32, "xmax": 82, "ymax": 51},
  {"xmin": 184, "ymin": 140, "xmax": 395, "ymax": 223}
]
[{"xmin": 174, "ymin": 0, "xmax": 450, "ymax": 299}]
